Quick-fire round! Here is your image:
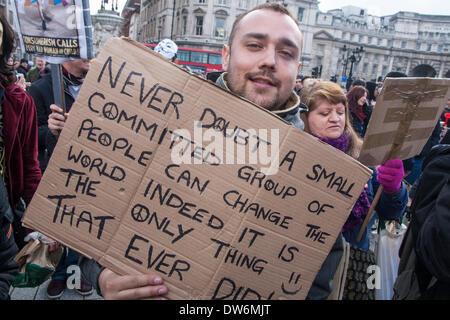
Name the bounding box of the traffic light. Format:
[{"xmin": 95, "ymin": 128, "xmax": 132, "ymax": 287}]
[
  {"xmin": 312, "ymin": 67, "xmax": 319, "ymax": 78},
  {"xmin": 312, "ymin": 65, "xmax": 322, "ymax": 78}
]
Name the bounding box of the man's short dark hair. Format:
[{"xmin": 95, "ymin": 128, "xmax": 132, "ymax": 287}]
[
  {"xmin": 352, "ymin": 79, "xmax": 366, "ymax": 87},
  {"xmin": 228, "ymin": 3, "xmax": 300, "ymax": 49},
  {"xmin": 301, "ymin": 75, "xmax": 311, "ymax": 84},
  {"xmin": 385, "ymin": 71, "xmax": 407, "ymax": 79},
  {"xmin": 20, "ymin": 58, "xmax": 28, "ymax": 64}
]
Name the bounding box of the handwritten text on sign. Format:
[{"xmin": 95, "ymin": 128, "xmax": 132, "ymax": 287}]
[{"xmin": 23, "ymin": 38, "xmax": 371, "ymax": 300}]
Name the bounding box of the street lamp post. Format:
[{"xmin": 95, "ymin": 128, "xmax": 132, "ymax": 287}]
[
  {"xmin": 171, "ymin": 0, "xmax": 176, "ymax": 40},
  {"xmin": 341, "ymin": 45, "xmax": 349, "ymax": 78},
  {"xmin": 158, "ymin": 25, "xmax": 162, "ymax": 42},
  {"xmin": 341, "ymin": 45, "xmax": 365, "ymax": 90}
]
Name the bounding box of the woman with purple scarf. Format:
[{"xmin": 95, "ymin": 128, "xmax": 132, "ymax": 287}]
[{"xmin": 301, "ymin": 81, "xmax": 408, "ymax": 300}]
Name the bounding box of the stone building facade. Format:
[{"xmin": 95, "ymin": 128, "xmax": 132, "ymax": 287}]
[
  {"xmin": 314, "ymin": 6, "xmax": 450, "ymax": 83},
  {"xmin": 131, "ymin": 0, "xmax": 318, "ymax": 67},
  {"xmin": 92, "ymin": 8, "xmax": 125, "ymax": 57},
  {"xmin": 123, "ymin": 1, "xmax": 450, "ymax": 80}
]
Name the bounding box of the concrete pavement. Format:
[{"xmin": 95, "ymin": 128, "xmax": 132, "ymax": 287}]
[{"xmin": 9, "ymin": 279, "xmax": 103, "ymax": 300}]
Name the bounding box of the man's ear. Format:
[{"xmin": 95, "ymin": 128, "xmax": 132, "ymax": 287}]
[{"xmin": 222, "ymin": 45, "xmax": 230, "ymax": 71}]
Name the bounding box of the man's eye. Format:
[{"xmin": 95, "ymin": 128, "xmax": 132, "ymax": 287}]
[
  {"xmin": 280, "ymin": 50, "xmax": 293, "ymax": 58},
  {"xmin": 247, "ymin": 43, "xmax": 261, "ymax": 49}
]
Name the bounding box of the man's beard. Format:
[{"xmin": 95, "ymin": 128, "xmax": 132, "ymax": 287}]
[{"xmin": 226, "ymin": 70, "xmax": 284, "ymax": 111}]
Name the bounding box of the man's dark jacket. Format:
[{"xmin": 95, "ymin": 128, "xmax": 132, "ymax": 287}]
[
  {"xmin": 0, "ymin": 174, "xmax": 18, "ymax": 300},
  {"xmin": 409, "ymin": 144, "xmax": 450, "ymax": 299},
  {"xmin": 28, "ymin": 73, "xmax": 75, "ymax": 172}
]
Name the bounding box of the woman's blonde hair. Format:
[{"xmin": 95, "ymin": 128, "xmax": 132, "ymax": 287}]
[{"xmin": 301, "ymin": 81, "xmax": 362, "ymax": 158}]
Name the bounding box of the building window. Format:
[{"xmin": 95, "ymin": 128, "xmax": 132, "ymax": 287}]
[
  {"xmin": 298, "ymin": 8, "xmax": 304, "ymax": 22},
  {"xmin": 387, "ymin": 40, "xmax": 393, "ymax": 47},
  {"xmin": 427, "ymin": 44, "xmax": 432, "ymax": 51},
  {"xmin": 195, "ymin": 16, "xmax": 203, "ymax": 35},
  {"xmin": 378, "ymin": 38, "xmax": 382, "ymax": 46},
  {"xmin": 416, "ymin": 43, "xmax": 421, "ymax": 50},
  {"xmin": 316, "ymin": 57, "xmax": 322, "ymax": 67},
  {"xmin": 238, "ymin": 0, "xmax": 247, "ymax": 9},
  {"xmin": 362, "ymin": 63, "xmax": 368, "ymax": 73},
  {"xmin": 438, "ymin": 45, "xmax": 443, "ymax": 53},
  {"xmin": 209, "ymin": 53, "xmax": 222, "ymax": 65},
  {"xmin": 401, "ymin": 41, "xmax": 407, "ymax": 49},
  {"xmin": 198, "ymin": 0, "xmax": 206, "ymax": 3},
  {"xmin": 317, "ymin": 44, "xmax": 325, "ymax": 54},
  {"xmin": 191, "ymin": 51, "xmax": 208, "ymax": 63},
  {"xmin": 215, "ymin": 17, "xmax": 226, "ymax": 37},
  {"xmin": 372, "ymin": 64, "xmax": 378, "ymax": 75},
  {"xmin": 182, "ymin": 16, "xmax": 187, "ymax": 35},
  {"xmin": 178, "ymin": 50, "xmax": 190, "ymax": 62},
  {"xmin": 367, "ymin": 37, "xmax": 372, "ymax": 44},
  {"xmin": 217, "ymin": 0, "xmax": 226, "ymax": 5}
]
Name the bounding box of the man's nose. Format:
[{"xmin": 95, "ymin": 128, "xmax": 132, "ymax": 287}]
[{"xmin": 258, "ymin": 48, "xmax": 276, "ymax": 70}]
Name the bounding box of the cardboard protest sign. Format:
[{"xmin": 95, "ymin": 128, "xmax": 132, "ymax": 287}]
[
  {"xmin": 10, "ymin": 0, "xmax": 93, "ymax": 63},
  {"xmin": 359, "ymin": 78, "xmax": 450, "ymax": 166},
  {"xmin": 23, "ymin": 37, "xmax": 372, "ymax": 300}
]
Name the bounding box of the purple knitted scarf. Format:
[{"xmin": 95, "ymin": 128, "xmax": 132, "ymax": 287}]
[{"xmin": 312, "ymin": 133, "xmax": 371, "ymax": 232}]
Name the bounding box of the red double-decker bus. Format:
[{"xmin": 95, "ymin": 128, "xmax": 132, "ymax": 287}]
[{"xmin": 145, "ymin": 43, "xmax": 222, "ymax": 75}]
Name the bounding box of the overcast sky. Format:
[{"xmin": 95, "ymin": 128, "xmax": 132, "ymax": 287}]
[
  {"xmin": 318, "ymin": 0, "xmax": 450, "ymax": 16},
  {"xmin": 90, "ymin": 0, "xmax": 450, "ymax": 17}
]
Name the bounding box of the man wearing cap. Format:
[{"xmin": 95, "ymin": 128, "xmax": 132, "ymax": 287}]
[
  {"xmin": 28, "ymin": 58, "xmax": 93, "ymax": 299},
  {"xmin": 16, "ymin": 58, "xmax": 29, "ymax": 77}
]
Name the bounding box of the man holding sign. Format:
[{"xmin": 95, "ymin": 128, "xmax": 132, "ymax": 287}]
[
  {"xmin": 71, "ymin": 3, "xmax": 335, "ymax": 300},
  {"xmin": 29, "ymin": 58, "xmax": 92, "ymax": 299}
]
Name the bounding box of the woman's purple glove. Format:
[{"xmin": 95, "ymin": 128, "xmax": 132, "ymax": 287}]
[{"xmin": 377, "ymin": 159, "xmax": 404, "ymax": 194}]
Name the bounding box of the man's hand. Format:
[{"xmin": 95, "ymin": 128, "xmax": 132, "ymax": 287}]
[
  {"xmin": 98, "ymin": 269, "xmax": 168, "ymax": 300},
  {"xmin": 15, "ymin": 76, "xmax": 29, "ymax": 91},
  {"xmin": 48, "ymin": 104, "xmax": 68, "ymax": 136}
]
